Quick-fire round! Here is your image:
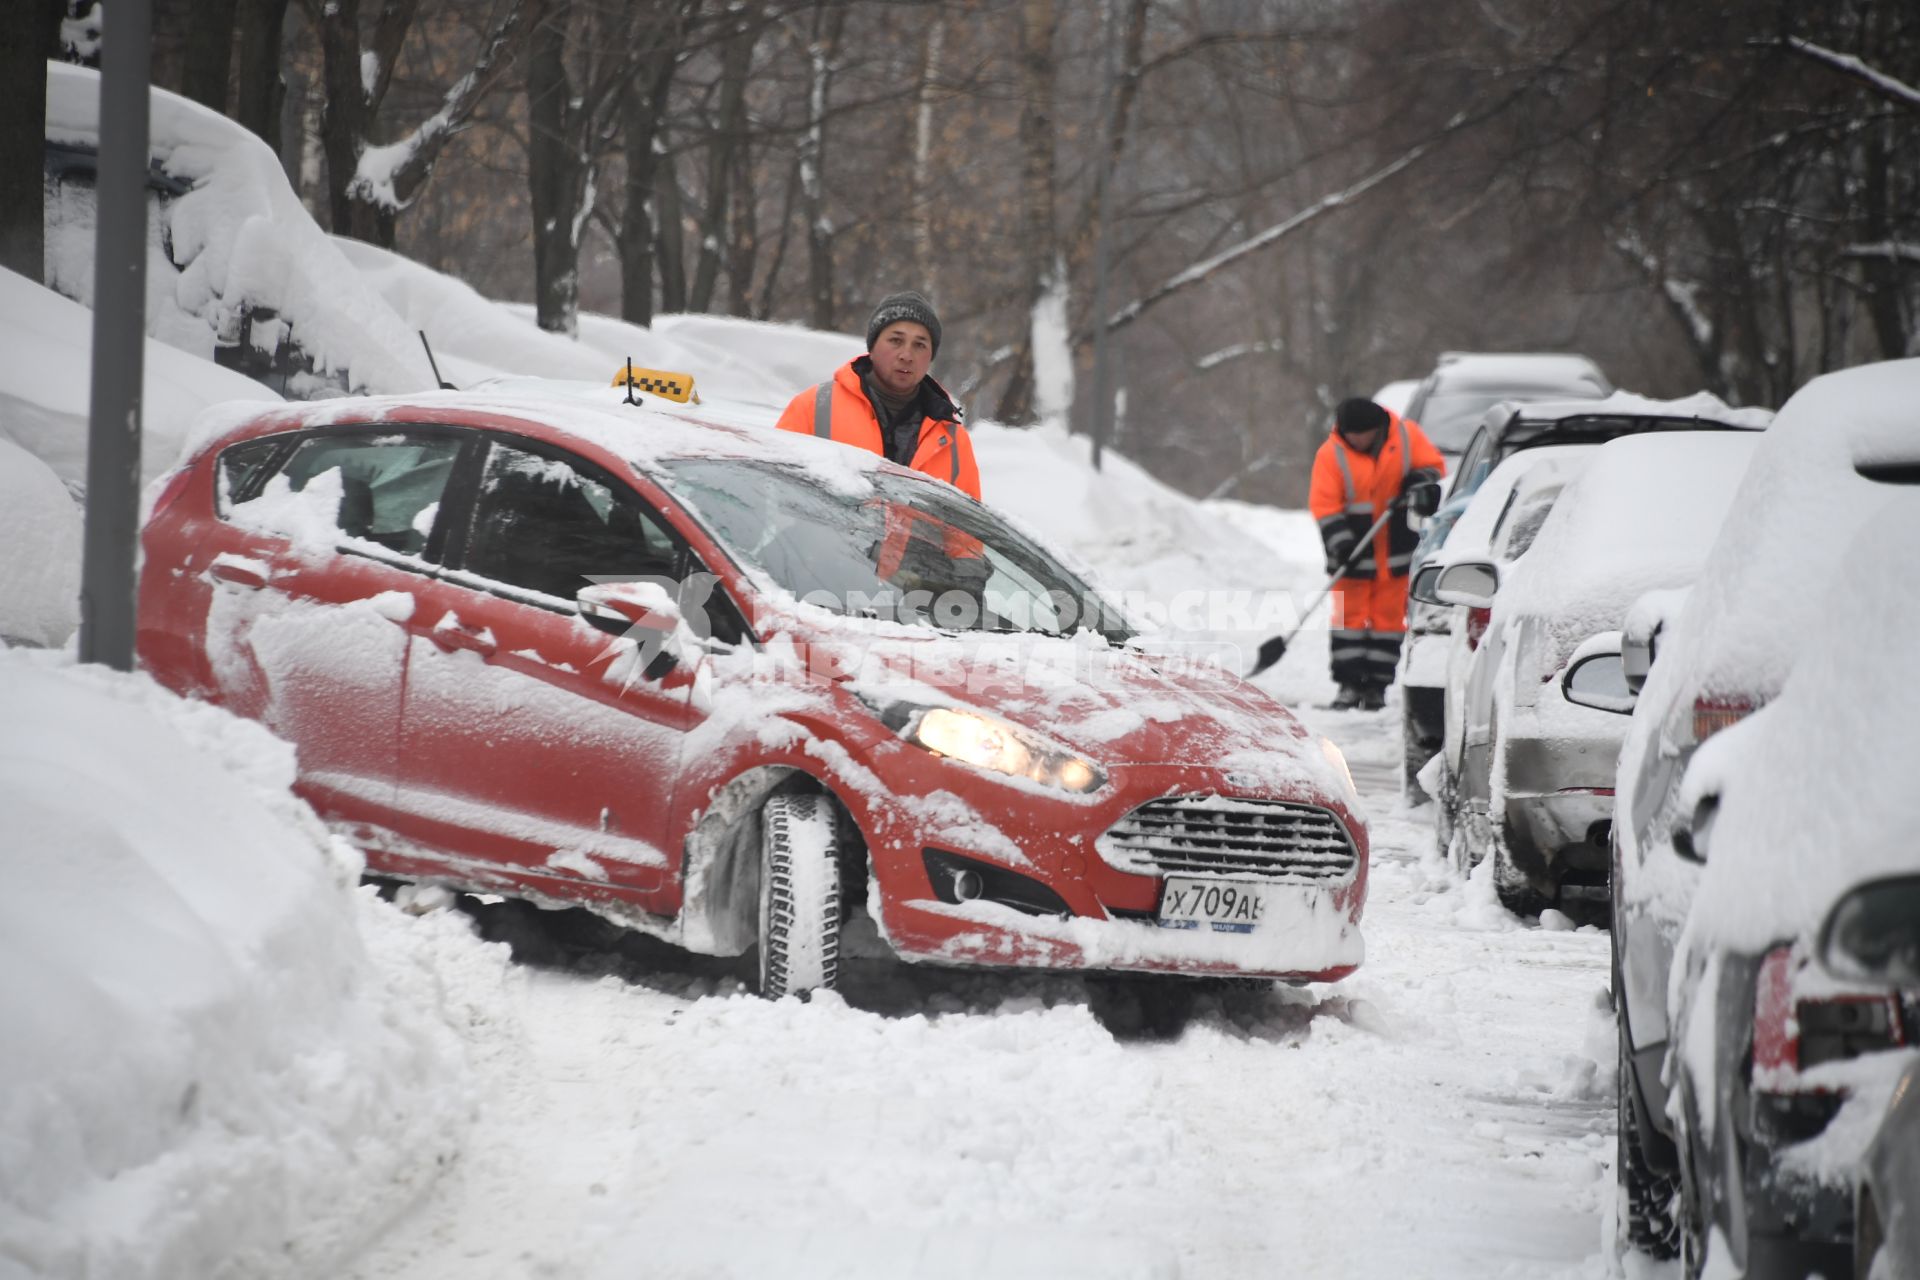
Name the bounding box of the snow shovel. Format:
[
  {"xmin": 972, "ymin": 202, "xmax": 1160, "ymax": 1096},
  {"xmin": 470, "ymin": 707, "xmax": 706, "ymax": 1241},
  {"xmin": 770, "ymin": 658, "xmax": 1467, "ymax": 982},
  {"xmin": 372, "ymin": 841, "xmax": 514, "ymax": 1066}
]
[{"xmin": 1245, "ymin": 493, "xmax": 1409, "ymax": 679}]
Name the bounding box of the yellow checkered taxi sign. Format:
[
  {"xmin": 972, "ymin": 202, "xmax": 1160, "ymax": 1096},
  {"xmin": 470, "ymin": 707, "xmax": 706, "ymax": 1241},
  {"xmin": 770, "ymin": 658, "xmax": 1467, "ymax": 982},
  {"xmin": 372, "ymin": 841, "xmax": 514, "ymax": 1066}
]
[{"xmin": 611, "ymin": 362, "xmax": 698, "ymax": 403}]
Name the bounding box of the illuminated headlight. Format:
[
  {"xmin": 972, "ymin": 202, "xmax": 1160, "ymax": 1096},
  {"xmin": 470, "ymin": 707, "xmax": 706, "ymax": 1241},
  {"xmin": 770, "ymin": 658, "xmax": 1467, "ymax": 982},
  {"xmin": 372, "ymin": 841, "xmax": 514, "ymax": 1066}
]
[{"xmin": 904, "ymin": 706, "xmax": 1105, "ymax": 794}]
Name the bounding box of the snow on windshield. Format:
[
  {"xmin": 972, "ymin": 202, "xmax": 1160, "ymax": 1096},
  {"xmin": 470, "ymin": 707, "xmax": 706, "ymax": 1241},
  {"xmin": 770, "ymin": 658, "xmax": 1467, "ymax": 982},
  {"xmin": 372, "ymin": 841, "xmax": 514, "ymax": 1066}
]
[{"xmin": 660, "ymin": 458, "xmax": 1131, "ymax": 643}]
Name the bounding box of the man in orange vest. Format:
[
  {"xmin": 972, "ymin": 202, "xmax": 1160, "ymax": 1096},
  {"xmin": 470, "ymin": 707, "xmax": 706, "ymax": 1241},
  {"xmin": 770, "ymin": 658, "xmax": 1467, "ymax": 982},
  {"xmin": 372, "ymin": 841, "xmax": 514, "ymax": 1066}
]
[
  {"xmin": 1308, "ymin": 397, "xmax": 1446, "ymax": 711},
  {"xmin": 776, "ymin": 291, "xmax": 981, "ymax": 500}
]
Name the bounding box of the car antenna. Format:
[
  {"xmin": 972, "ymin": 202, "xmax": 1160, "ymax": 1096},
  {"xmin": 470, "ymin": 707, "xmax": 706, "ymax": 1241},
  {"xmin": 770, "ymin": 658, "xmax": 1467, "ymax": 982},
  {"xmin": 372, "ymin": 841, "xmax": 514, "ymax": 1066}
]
[
  {"xmin": 418, "ymin": 330, "xmax": 456, "ymax": 391},
  {"xmin": 622, "ymin": 357, "xmax": 641, "ymax": 405}
]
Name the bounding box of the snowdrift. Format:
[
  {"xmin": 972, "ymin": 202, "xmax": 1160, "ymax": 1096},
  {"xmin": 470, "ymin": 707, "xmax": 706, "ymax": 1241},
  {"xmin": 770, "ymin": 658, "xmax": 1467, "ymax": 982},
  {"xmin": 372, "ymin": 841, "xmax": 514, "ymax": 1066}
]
[
  {"xmin": 0, "ymin": 265, "xmax": 281, "ymax": 494},
  {"xmin": 0, "ymin": 654, "xmax": 488, "ymax": 1279}
]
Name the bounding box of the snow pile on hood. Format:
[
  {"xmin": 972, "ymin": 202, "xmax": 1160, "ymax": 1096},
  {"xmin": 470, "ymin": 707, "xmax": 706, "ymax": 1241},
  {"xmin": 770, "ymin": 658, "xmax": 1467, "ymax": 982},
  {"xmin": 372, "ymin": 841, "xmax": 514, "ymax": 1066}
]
[
  {"xmin": 1495, "ymin": 431, "xmax": 1758, "ymax": 666},
  {"xmin": 1646, "ymin": 357, "xmax": 1920, "ymax": 706},
  {"xmin": 0, "ymin": 438, "xmax": 81, "ymax": 646},
  {"xmin": 0, "ymin": 652, "xmax": 487, "ymax": 1278},
  {"xmin": 0, "ymin": 265, "xmax": 281, "ymax": 492},
  {"xmin": 1678, "ymin": 492, "xmax": 1920, "ymax": 953},
  {"xmin": 45, "ymin": 64, "xmax": 433, "ymax": 397}
]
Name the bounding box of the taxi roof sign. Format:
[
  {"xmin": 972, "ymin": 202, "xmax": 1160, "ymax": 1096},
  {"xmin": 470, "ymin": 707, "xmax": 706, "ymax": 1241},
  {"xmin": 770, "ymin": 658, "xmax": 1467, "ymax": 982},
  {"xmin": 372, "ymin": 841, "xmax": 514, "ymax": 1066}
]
[{"xmin": 612, "ymin": 361, "xmax": 699, "ymax": 404}]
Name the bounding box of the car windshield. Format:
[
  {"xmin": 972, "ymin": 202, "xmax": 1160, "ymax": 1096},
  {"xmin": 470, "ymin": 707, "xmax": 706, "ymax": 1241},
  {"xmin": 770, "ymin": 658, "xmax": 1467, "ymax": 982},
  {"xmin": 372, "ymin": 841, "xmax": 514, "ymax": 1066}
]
[
  {"xmin": 1496, "ymin": 415, "xmax": 1718, "ymax": 456},
  {"xmin": 1421, "ymin": 384, "xmax": 1602, "ymax": 451},
  {"xmin": 657, "ymin": 458, "xmax": 1132, "ymax": 643}
]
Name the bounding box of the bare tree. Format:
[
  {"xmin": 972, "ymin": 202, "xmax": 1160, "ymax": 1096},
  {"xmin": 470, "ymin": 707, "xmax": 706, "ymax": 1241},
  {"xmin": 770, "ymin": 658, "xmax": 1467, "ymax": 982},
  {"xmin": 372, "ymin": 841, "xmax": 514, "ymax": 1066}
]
[
  {"xmin": 992, "ymin": 0, "xmax": 1059, "ymax": 425},
  {"xmin": 316, "ymin": 0, "xmax": 536, "ymax": 246}
]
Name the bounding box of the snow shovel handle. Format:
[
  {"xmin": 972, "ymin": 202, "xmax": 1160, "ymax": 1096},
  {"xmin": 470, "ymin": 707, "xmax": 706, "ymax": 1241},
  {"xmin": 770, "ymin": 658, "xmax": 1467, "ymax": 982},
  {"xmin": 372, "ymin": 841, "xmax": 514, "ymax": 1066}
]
[{"xmin": 1245, "ymin": 490, "xmax": 1409, "ymax": 678}]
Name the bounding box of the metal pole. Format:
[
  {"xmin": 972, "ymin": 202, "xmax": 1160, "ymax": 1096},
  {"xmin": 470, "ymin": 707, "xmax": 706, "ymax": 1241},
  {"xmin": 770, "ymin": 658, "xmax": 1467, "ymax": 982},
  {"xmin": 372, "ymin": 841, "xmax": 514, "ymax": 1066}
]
[
  {"xmin": 80, "ymin": 0, "xmax": 153, "ymax": 670},
  {"xmin": 1087, "ymin": 2, "xmax": 1121, "ymax": 472}
]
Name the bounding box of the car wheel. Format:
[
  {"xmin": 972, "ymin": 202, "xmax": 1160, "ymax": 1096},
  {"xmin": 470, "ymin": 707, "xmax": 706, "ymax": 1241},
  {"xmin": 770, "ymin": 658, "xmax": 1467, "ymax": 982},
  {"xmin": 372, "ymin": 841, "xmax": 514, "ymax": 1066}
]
[
  {"xmin": 1854, "ymin": 1187, "xmax": 1882, "ymax": 1280},
  {"xmin": 1434, "ymin": 764, "xmax": 1464, "ymax": 868},
  {"xmin": 1619, "ymin": 1037, "xmax": 1681, "ymax": 1259},
  {"xmin": 1402, "ymin": 710, "xmax": 1434, "ymax": 808},
  {"xmin": 756, "ymin": 793, "xmax": 843, "ymax": 999},
  {"xmin": 1491, "ymin": 834, "xmax": 1547, "ymax": 917}
]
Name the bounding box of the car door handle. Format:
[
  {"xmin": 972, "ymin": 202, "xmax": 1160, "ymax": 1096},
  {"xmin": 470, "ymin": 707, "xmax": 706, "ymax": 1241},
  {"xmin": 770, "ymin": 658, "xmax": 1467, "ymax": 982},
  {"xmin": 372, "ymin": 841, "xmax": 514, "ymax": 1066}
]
[
  {"xmin": 205, "ymin": 554, "xmax": 271, "ymax": 590},
  {"xmin": 428, "ymin": 616, "xmax": 497, "ymax": 656}
]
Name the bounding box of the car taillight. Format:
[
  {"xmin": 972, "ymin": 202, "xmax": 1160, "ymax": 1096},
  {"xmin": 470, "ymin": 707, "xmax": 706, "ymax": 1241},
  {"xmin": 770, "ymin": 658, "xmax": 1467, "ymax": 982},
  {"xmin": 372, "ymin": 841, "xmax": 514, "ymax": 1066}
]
[
  {"xmin": 1749, "ymin": 944, "xmax": 1906, "ymax": 1145},
  {"xmin": 1691, "ymin": 695, "xmax": 1754, "ymax": 745},
  {"xmin": 1465, "ymin": 606, "xmax": 1490, "ymax": 651},
  {"xmin": 1752, "ymin": 945, "xmax": 1905, "ymax": 1087}
]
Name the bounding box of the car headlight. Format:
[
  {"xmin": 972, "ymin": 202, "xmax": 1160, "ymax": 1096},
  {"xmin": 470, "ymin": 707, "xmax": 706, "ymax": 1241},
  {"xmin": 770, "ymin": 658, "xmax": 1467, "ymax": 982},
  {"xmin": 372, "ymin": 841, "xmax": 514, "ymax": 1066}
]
[
  {"xmin": 901, "ymin": 705, "xmax": 1105, "ymax": 794},
  {"xmin": 1319, "ymin": 737, "xmax": 1359, "ymax": 805}
]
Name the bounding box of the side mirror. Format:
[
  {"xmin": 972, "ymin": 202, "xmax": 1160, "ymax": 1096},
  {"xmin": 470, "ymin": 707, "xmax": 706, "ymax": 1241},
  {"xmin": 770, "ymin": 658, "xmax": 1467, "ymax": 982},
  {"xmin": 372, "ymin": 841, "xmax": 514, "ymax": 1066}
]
[
  {"xmin": 1409, "ymin": 564, "xmax": 1444, "ymax": 606},
  {"xmin": 1818, "ymin": 874, "xmax": 1920, "ymax": 985},
  {"xmin": 1562, "ymin": 647, "xmax": 1636, "ymax": 714},
  {"xmin": 577, "ymin": 580, "xmax": 683, "ymax": 634},
  {"xmin": 1406, "ymin": 479, "xmax": 1443, "ymax": 518},
  {"xmin": 1620, "ymin": 629, "xmax": 1656, "ymax": 695},
  {"xmin": 1433, "ymin": 560, "xmax": 1498, "ymax": 609}
]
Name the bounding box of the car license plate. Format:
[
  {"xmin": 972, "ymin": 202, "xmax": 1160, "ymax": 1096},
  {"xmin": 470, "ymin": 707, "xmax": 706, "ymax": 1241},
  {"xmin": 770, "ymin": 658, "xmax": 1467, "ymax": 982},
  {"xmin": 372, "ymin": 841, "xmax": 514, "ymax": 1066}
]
[{"xmin": 1157, "ymin": 877, "xmax": 1267, "ymax": 933}]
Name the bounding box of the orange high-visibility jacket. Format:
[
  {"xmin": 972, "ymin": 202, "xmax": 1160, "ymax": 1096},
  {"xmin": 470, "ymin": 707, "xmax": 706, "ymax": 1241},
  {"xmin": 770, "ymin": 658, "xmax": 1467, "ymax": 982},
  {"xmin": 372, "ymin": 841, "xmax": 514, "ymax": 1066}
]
[
  {"xmin": 1308, "ymin": 411, "xmax": 1446, "ymax": 580},
  {"xmin": 776, "ymin": 358, "xmax": 981, "ymax": 500}
]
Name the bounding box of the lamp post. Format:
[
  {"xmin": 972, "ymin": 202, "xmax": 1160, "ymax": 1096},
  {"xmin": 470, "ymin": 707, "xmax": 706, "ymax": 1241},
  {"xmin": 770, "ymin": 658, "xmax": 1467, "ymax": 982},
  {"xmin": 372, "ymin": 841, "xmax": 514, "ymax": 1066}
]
[{"xmin": 79, "ymin": 0, "xmax": 153, "ymax": 670}]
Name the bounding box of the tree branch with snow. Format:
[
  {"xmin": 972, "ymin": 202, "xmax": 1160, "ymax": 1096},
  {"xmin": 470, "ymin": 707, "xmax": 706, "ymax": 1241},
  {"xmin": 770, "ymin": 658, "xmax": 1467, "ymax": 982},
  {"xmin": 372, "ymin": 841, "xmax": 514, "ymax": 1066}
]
[{"xmin": 1783, "ymin": 37, "xmax": 1920, "ymax": 112}]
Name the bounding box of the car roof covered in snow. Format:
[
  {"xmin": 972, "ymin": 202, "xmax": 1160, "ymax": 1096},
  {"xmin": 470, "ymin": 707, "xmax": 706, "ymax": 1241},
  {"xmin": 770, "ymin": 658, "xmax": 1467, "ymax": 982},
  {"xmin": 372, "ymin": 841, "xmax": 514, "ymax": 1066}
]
[
  {"xmin": 1679, "ymin": 487, "xmax": 1920, "ymax": 954},
  {"xmin": 1627, "ymin": 357, "xmax": 1920, "ymax": 708},
  {"xmin": 1496, "ymin": 390, "xmax": 1772, "ymax": 431},
  {"xmin": 194, "ymin": 388, "xmax": 908, "ymax": 499},
  {"xmin": 1495, "ymin": 431, "xmax": 1759, "ymax": 656},
  {"xmin": 1429, "ymin": 352, "xmax": 1611, "ymax": 393}
]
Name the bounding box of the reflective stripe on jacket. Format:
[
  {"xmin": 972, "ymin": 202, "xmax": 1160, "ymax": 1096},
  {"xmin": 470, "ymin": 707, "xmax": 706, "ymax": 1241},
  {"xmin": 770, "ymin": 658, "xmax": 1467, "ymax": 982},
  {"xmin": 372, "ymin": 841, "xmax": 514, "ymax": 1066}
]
[
  {"xmin": 775, "ymin": 358, "xmax": 982, "ymax": 500},
  {"xmin": 1307, "ymin": 411, "xmax": 1447, "ymax": 581}
]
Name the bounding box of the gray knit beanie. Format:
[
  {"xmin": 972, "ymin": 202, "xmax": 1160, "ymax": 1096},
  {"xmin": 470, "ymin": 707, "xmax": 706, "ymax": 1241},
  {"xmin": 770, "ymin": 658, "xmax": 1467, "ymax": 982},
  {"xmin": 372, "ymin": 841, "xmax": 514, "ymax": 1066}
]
[{"xmin": 866, "ymin": 291, "xmax": 942, "ymax": 357}]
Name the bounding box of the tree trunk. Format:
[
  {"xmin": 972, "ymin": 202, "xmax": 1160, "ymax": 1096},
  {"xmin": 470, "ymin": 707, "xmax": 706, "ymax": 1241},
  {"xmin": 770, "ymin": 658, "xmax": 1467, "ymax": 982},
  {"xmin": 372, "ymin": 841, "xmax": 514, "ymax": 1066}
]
[
  {"xmin": 616, "ymin": 18, "xmax": 684, "ymax": 326},
  {"xmin": 179, "ymin": 0, "xmax": 240, "ymax": 111},
  {"xmin": 909, "ymin": 14, "xmax": 946, "ymax": 288},
  {"xmin": 0, "ymin": 0, "xmax": 64, "ymax": 284},
  {"xmin": 527, "ymin": 4, "xmax": 589, "ymax": 335},
  {"xmin": 993, "ymin": 0, "xmax": 1058, "ymax": 426},
  {"xmin": 798, "ymin": 1, "xmax": 847, "ymax": 329},
  {"xmin": 656, "ymin": 149, "xmax": 688, "ymax": 313},
  {"xmin": 234, "ymin": 0, "xmax": 290, "ymax": 150},
  {"xmin": 318, "ymin": 0, "xmax": 369, "ymax": 235},
  {"xmin": 689, "ymin": 9, "xmax": 754, "ymax": 313}
]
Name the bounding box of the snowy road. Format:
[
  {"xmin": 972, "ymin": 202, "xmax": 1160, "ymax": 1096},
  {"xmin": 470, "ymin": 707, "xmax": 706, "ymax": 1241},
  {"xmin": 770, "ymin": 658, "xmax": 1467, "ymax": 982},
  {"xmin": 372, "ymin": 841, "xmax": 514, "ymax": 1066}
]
[{"xmin": 342, "ymin": 696, "xmax": 1620, "ymax": 1280}]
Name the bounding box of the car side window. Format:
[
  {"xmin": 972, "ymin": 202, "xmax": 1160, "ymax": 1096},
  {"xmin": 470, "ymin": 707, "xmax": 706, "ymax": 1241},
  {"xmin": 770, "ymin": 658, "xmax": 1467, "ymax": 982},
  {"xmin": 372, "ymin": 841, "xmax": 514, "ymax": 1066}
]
[
  {"xmin": 227, "ymin": 429, "xmax": 463, "ymax": 557},
  {"xmin": 462, "ymin": 441, "xmax": 683, "ymax": 605},
  {"xmin": 1456, "ymin": 428, "xmax": 1491, "ymax": 494}
]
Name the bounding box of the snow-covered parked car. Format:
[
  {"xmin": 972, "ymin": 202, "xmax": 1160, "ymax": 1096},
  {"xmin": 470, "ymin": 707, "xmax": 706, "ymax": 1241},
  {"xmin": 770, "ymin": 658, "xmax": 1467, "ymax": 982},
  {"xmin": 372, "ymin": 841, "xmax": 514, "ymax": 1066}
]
[
  {"xmin": 44, "ymin": 63, "xmax": 432, "ymax": 399},
  {"xmin": 136, "ymin": 390, "xmax": 1369, "ymax": 996},
  {"xmin": 1410, "ymin": 445, "xmax": 1593, "ymax": 863},
  {"xmin": 1662, "ymin": 487, "xmax": 1920, "ymax": 1280},
  {"xmin": 1610, "ymin": 357, "xmax": 1920, "ymax": 1263},
  {"xmin": 1441, "ymin": 431, "xmax": 1758, "ymax": 914},
  {"xmin": 1400, "ymin": 351, "xmax": 1612, "ymax": 465},
  {"xmin": 1398, "ymin": 393, "xmax": 1769, "ymax": 805}
]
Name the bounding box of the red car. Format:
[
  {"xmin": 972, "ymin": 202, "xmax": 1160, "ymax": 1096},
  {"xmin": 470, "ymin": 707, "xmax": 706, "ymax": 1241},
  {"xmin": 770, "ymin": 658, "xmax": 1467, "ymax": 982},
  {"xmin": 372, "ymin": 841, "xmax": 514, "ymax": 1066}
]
[{"xmin": 138, "ymin": 390, "xmax": 1368, "ymax": 996}]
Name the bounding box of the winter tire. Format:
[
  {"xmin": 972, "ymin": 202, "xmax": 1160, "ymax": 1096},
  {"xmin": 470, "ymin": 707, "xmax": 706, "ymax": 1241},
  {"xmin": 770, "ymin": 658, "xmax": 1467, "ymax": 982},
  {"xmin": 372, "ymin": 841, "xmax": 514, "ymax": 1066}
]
[
  {"xmin": 1435, "ymin": 766, "xmax": 1459, "ymax": 866},
  {"xmin": 756, "ymin": 793, "xmax": 843, "ymax": 999},
  {"xmin": 1402, "ymin": 710, "xmax": 1434, "ymax": 808},
  {"xmin": 1618, "ymin": 1038, "xmax": 1681, "ymax": 1259},
  {"xmin": 1491, "ymin": 835, "xmax": 1547, "ymax": 917}
]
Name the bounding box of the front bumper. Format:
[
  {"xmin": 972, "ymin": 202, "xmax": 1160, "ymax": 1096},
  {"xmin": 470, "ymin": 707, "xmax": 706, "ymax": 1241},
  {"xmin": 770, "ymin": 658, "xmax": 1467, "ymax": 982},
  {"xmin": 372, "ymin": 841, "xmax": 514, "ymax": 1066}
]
[{"xmin": 843, "ymin": 759, "xmax": 1369, "ymax": 983}]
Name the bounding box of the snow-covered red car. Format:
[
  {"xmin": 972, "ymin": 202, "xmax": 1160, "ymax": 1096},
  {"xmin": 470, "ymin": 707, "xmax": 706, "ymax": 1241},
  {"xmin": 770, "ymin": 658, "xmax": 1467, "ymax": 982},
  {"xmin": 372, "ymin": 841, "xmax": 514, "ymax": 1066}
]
[{"xmin": 136, "ymin": 390, "xmax": 1368, "ymax": 996}]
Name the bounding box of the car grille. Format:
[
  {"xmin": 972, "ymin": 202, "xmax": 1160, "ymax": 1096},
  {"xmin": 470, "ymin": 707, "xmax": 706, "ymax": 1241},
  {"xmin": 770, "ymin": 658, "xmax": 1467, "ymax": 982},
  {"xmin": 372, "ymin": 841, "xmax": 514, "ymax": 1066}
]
[{"xmin": 1097, "ymin": 796, "xmax": 1358, "ymax": 883}]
